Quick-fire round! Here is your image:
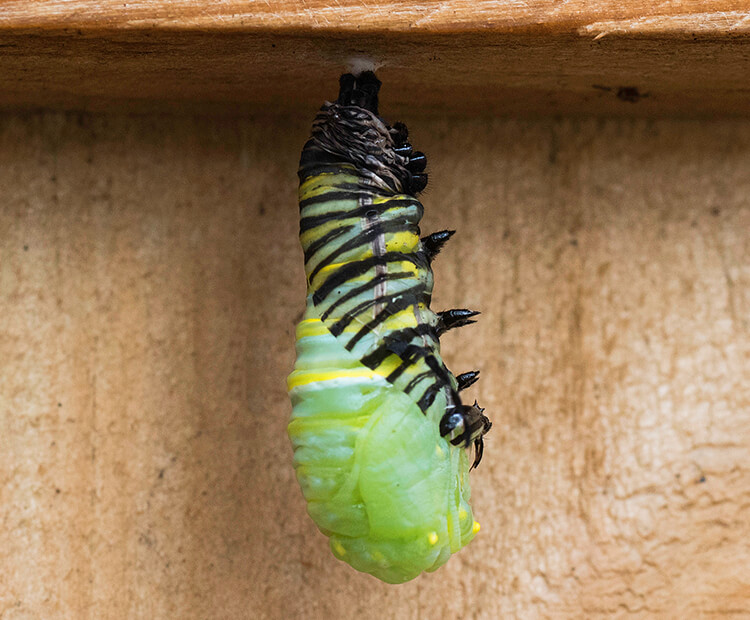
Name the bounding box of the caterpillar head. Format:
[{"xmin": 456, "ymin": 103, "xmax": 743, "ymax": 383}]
[{"xmin": 439, "ymin": 401, "xmax": 492, "ymax": 470}]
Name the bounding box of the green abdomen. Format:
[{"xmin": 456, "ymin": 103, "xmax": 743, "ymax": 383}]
[{"xmin": 288, "ymin": 309, "xmax": 478, "ymax": 584}]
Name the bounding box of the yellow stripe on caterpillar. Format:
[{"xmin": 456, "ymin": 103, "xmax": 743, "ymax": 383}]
[
  {"xmin": 307, "ymin": 259, "xmax": 421, "ymax": 291},
  {"xmin": 287, "ymin": 367, "xmax": 382, "ymax": 391},
  {"xmin": 384, "ymin": 231, "xmax": 420, "ymax": 253},
  {"xmin": 299, "ymin": 170, "xmax": 358, "ymax": 198}
]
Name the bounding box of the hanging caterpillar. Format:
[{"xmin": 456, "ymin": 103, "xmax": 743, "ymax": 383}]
[{"xmin": 287, "ymin": 72, "xmax": 491, "ymax": 584}]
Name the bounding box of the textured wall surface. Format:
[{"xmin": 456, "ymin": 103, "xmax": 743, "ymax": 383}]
[{"xmin": 1, "ymin": 111, "xmax": 749, "ymax": 619}]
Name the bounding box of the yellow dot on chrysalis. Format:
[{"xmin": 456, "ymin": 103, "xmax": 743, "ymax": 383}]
[
  {"xmin": 333, "ymin": 542, "xmax": 346, "ymax": 556},
  {"xmin": 459, "ymin": 508, "xmax": 468, "ymax": 520},
  {"xmin": 428, "ymin": 532, "xmax": 439, "ymax": 545},
  {"xmin": 435, "ymin": 445, "xmax": 444, "ymax": 457},
  {"xmin": 472, "ymin": 521, "xmax": 481, "ymax": 534}
]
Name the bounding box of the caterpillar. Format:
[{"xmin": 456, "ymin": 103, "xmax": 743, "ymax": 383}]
[{"xmin": 287, "ymin": 72, "xmax": 491, "ymax": 584}]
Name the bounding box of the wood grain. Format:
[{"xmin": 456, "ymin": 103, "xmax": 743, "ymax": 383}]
[
  {"xmin": 1, "ymin": 1, "xmax": 750, "ymax": 115},
  {"xmin": 1, "ymin": 110, "xmax": 749, "ymax": 618},
  {"xmin": 1, "ymin": 0, "xmax": 749, "ymax": 33}
]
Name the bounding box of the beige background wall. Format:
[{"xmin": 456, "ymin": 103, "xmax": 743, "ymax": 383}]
[{"xmin": 1, "ymin": 111, "xmax": 749, "ymax": 618}]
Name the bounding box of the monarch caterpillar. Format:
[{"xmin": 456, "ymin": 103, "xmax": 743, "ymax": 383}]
[{"xmin": 287, "ymin": 72, "xmax": 491, "ymax": 584}]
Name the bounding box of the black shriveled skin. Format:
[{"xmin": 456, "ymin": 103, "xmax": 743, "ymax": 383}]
[
  {"xmin": 335, "ymin": 72, "xmax": 428, "ymax": 196},
  {"xmin": 301, "ymin": 71, "xmax": 491, "ymax": 467}
]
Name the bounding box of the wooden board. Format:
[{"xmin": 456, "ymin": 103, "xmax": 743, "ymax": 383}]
[
  {"xmin": 2, "ymin": 110, "xmax": 749, "ymax": 618},
  {"xmin": 2, "ymin": 0, "xmax": 749, "ymax": 33},
  {"xmin": 1, "ymin": 1, "xmax": 750, "ymax": 115}
]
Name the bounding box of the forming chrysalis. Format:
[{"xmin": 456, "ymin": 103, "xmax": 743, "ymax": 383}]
[{"xmin": 287, "ymin": 72, "xmax": 491, "ymax": 583}]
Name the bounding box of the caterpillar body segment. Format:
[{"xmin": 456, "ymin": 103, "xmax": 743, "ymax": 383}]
[{"xmin": 288, "ymin": 72, "xmax": 491, "ymax": 584}]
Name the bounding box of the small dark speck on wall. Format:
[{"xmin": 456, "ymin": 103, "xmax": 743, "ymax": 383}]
[
  {"xmin": 592, "ymin": 85, "xmax": 649, "ymax": 103},
  {"xmin": 616, "ymin": 87, "xmax": 647, "ymax": 103}
]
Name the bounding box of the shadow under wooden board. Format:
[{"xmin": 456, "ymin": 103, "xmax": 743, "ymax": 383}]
[{"xmin": 1, "ymin": 110, "xmax": 749, "ymax": 618}]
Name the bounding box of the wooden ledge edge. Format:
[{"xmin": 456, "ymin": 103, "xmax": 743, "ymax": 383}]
[{"xmin": 1, "ymin": 3, "xmax": 749, "ymax": 38}]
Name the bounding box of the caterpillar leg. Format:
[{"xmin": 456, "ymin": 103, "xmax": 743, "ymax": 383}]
[
  {"xmin": 406, "ymin": 151, "xmax": 427, "ymax": 173},
  {"xmin": 390, "ymin": 121, "xmax": 429, "ymax": 193},
  {"xmin": 421, "ymin": 230, "xmax": 455, "ymax": 262},
  {"xmin": 439, "ymin": 402, "xmax": 492, "ymax": 468},
  {"xmin": 436, "ymin": 309, "xmax": 480, "ymax": 335},
  {"xmin": 456, "ymin": 370, "xmax": 480, "ymax": 391}
]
